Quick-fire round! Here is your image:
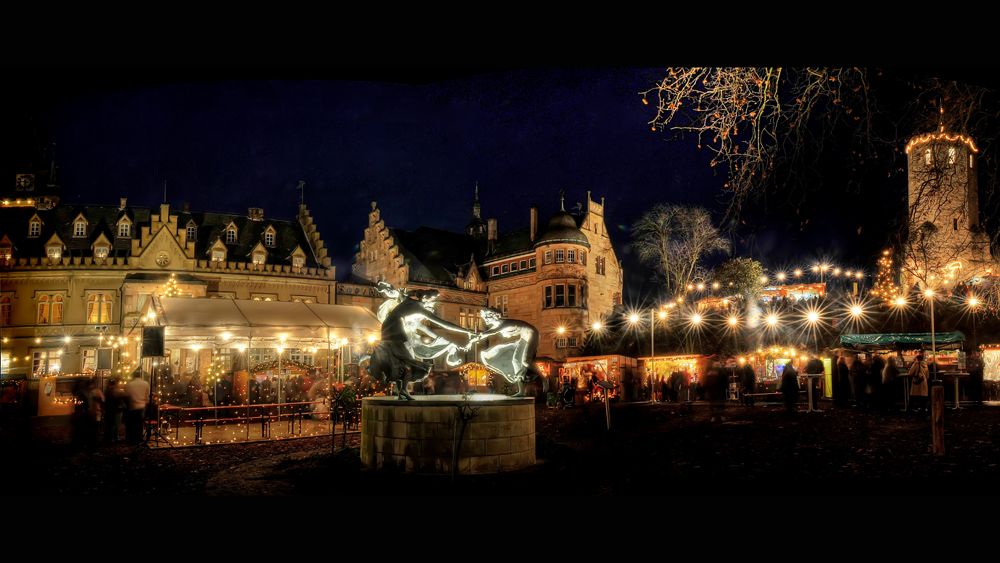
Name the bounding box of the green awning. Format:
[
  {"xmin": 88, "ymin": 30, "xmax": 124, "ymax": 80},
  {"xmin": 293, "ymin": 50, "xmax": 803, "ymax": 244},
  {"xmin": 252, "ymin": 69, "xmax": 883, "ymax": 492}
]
[{"xmin": 840, "ymin": 332, "xmax": 966, "ymax": 349}]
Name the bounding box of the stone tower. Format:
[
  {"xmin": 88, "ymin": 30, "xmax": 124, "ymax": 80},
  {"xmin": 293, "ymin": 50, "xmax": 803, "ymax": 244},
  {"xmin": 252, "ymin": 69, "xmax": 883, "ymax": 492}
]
[{"xmin": 903, "ymin": 127, "xmax": 992, "ymax": 290}]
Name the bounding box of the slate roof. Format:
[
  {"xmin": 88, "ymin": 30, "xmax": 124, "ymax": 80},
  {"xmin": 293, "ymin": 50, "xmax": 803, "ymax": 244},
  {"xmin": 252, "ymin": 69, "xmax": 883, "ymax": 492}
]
[
  {"xmin": 389, "ymin": 226, "xmax": 482, "ymax": 285},
  {"xmin": 1, "ymin": 204, "xmax": 320, "ymax": 268}
]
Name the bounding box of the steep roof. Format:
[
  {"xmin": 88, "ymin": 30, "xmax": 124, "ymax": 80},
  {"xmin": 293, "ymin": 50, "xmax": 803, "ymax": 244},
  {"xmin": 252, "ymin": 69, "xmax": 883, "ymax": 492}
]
[{"xmin": 389, "ymin": 226, "xmax": 483, "ymax": 285}]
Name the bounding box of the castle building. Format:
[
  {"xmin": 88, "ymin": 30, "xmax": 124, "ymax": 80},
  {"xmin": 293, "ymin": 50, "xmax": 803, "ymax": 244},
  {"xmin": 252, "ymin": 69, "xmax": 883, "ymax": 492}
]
[
  {"xmin": 902, "ymin": 127, "xmax": 994, "ymax": 291},
  {"xmin": 349, "ymin": 189, "xmax": 623, "ymax": 364},
  {"xmin": 1, "ymin": 166, "xmax": 336, "ymax": 382}
]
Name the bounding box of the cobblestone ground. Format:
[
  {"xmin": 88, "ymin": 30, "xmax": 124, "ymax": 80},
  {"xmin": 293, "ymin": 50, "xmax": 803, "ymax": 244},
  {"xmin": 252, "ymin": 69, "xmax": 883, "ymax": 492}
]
[{"xmin": 3, "ymin": 400, "xmax": 998, "ymax": 495}]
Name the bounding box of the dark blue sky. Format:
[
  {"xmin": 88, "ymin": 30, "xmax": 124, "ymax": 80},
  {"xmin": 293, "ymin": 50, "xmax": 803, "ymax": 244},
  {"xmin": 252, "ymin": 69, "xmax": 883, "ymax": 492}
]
[{"xmin": 16, "ymin": 68, "xmax": 997, "ymax": 301}]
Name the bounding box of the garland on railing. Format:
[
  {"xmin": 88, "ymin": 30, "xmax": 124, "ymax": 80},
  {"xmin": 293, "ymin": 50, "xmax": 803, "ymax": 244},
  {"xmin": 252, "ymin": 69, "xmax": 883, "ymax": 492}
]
[{"xmin": 249, "ymin": 359, "xmax": 317, "ymax": 374}]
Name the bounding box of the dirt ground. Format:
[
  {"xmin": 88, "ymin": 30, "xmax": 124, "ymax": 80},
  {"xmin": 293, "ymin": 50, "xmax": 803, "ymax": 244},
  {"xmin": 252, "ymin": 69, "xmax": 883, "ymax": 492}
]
[{"xmin": 3, "ymin": 398, "xmax": 999, "ymax": 496}]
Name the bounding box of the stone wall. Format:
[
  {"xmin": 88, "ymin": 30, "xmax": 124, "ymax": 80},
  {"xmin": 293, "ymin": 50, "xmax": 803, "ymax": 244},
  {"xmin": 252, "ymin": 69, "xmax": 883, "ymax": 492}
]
[{"xmin": 360, "ymin": 397, "xmax": 536, "ymax": 474}]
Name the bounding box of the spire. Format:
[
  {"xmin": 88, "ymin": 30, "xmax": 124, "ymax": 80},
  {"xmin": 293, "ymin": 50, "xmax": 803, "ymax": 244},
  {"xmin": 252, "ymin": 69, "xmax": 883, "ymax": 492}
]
[
  {"xmin": 48, "ymin": 143, "xmax": 57, "ymax": 184},
  {"xmin": 559, "ymin": 189, "xmax": 565, "ymax": 211},
  {"xmin": 472, "ymin": 182, "xmax": 481, "ymax": 219}
]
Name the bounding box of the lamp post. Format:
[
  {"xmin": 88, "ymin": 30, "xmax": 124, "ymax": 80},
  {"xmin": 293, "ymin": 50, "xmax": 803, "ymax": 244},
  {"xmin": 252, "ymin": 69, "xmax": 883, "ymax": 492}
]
[
  {"xmin": 924, "ymin": 289, "xmax": 937, "ymax": 380},
  {"xmin": 969, "ymin": 296, "xmax": 980, "ymax": 346}
]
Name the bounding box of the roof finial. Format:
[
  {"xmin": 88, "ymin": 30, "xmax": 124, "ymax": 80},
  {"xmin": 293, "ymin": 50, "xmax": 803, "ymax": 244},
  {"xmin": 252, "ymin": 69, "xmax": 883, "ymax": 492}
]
[{"xmin": 559, "ymin": 189, "xmax": 565, "ymax": 211}]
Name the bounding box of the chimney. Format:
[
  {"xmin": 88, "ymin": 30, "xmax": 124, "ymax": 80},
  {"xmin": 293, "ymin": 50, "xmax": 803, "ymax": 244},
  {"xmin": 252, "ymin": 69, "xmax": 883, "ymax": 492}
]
[
  {"xmin": 530, "ymin": 204, "xmax": 538, "ymax": 242},
  {"xmin": 183, "ymin": 202, "xmax": 190, "ymax": 213},
  {"xmin": 487, "ymin": 218, "xmax": 497, "ymax": 252},
  {"xmin": 119, "ymin": 198, "xmax": 127, "ymax": 210},
  {"xmin": 248, "ymin": 207, "xmax": 264, "ymax": 221}
]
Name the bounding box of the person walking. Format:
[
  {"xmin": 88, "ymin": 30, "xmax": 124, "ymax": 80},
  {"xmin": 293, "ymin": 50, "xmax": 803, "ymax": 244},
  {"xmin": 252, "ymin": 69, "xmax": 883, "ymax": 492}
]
[
  {"xmin": 907, "ymin": 354, "xmax": 930, "ymax": 414},
  {"xmin": 124, "ymin": 370, "xmax": 151, "ymax": 444},
  {"xmin": 103, "ymin": 377, "xmax": 127, "ymax": 443},
  {"xmin": 882, "ymin": 355, "xmax": 901, "ymax": 412}
]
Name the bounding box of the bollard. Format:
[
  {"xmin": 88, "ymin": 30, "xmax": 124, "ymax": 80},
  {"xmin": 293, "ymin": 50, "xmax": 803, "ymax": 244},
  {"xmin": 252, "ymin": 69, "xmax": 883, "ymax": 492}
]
[{"xmin": 931, "ymin": 380, "xmax": 945, "ymax": 457}]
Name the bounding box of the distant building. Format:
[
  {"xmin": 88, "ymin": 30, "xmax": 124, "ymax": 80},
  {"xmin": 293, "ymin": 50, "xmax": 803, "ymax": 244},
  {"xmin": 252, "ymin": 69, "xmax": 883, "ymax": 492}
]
[{"xmin": 349, "ymin": 188, "xmax": 623, "ymax": 364}]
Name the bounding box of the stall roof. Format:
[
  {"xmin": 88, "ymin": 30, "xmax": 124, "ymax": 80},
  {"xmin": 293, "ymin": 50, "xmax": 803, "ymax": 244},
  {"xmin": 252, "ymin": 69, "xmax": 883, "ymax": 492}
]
[
  {"xmin": 155, "ymin": 297, "xmax": 380, "ymax": 346},
  {"xmin": 840, "ymin": 332, "xmax": 966, "ymax": 351}
]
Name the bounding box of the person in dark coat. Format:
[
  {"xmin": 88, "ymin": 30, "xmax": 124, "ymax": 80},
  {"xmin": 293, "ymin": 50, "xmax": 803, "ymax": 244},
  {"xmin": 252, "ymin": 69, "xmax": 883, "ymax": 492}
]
[
  {"xmin": 740, "ymin": 362, "xmax": 757, "ymax": 408},
  {"xmin": 780, "ymin": 361, "xmax": 799, "ymax": 414},
  {"xmin": 835, "ymin": 356, "xmax": 851, "ymax": 407},
  {"xmin": 881, "ymin": 355, "xmax": 900, "ymax": 412},
  {"xmin": 851, "ymin": 357, "xmax": 869, "ymax": 409},
  {"xmin": 869, "ymin": 354, "xmax": 886, "ymax": 411}
]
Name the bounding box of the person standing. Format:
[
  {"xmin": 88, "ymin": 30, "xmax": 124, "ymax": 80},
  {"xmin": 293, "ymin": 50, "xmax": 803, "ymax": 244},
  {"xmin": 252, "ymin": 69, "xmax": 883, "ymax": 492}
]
[
  {"xmin": 907, "ymin": 354, "xmax": 929, "ymax": 414},
  {"xmin": 835, "ymin": 356, "xmax": 851, "ymax": 408},
  {"xmin": 804, "ymin": 357, "xmax": 825, "ymax": 411},
  {"xmin": 870, "ymin": 354, "xmax": 886, "ymax": 411},
  {"xmin": 124, "ymin": 371, "xmax": 151, "ymax": 444},
  {"xmin": 882, "ymin": 355, "xmax": 900, "ymax": 412},
  {"xmin": 780, "ymin": 362, "xmax": 799, "ymax": 414},
  {"xmin": 740, "ymin": 362, "xmax": 757, "ymax": 408}
]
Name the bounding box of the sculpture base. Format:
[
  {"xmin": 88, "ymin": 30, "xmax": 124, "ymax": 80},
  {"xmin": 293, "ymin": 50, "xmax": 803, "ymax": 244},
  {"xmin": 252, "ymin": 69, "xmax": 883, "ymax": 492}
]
[{"xmin": 360, "ymin": 395, "xmax": 536, "ymax": 474}]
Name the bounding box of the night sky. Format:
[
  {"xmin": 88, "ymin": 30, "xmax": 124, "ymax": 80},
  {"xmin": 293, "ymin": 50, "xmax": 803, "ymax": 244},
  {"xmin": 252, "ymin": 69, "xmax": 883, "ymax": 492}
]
[{"xmin": 12, "ymin": 68, "xmax": 999, "ymax": 302}]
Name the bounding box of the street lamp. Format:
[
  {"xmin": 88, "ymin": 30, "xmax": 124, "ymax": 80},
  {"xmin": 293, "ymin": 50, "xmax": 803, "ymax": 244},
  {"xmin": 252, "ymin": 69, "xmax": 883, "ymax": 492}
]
[{"xmin": 968, "ymin": 296, "xmax": 981, "ymax": 347}]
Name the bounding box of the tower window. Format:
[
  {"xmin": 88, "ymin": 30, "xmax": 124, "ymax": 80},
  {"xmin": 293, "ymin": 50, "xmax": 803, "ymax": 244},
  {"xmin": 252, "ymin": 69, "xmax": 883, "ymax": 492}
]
[
  {"xmin": 948, "ymin": 147, "xmax": 956, "ymax": 165},
  {"xmin": 954, "ymin": 218, "xmax": 959, "ymax": 231},
  {"xmin": 925, "ymin": 149, "xmax": 932, "ymax": 165}
]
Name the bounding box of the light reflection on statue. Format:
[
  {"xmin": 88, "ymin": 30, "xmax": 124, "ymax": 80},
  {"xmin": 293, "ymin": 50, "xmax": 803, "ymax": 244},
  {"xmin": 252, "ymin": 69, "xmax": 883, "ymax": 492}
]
[
  {"xmin": 471, "ymin": 308, "xmax": 540, "ymax": 398},
  {"xmin": 368, "ymin": 284, "xmax": 475, "ymax": 400}
]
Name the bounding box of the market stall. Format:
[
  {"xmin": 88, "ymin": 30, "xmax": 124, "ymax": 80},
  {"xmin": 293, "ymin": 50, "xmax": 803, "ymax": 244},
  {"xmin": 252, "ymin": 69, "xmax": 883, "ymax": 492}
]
[
  {"xmin": 560, "ymin": 355, "xmax": 638, "ymax": 403},
  {"xmin": 840, "ymin": 332, "xmax": 969, "ymax": 403}
]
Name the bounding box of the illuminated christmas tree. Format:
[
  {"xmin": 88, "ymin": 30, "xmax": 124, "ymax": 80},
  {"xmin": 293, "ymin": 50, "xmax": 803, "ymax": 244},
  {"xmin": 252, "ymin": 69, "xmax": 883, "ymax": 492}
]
[
  {"xmin": 160, "ymin": 273, "xmax": 180, "ymax": 297},
  {"xmin": 870, "ymin": 249, "xmax": 899, "ymax": 304}
]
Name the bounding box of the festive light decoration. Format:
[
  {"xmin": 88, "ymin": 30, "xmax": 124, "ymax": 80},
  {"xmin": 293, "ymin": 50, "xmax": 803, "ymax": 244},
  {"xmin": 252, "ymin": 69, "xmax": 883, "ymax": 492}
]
[
  {"xmin": 870, "ymin": 250, "xmax": 899, "ymax": 303},
  {"xmin": 905, "ymin": 131, "xmax": 978, "ymax": 154},
  {"xmin": 159, "ymin": 273, "xmax": 181, "ymax": 297}
]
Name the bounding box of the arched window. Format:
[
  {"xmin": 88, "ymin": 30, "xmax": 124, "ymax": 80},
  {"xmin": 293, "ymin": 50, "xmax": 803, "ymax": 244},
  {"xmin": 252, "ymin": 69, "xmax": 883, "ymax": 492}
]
[
  {"xmin": 226, "ymin": 227, "xmax": 237, "ymax": 243},
  {"xmin": 118, "ymin": 222, "xmax": 130, "ymax": 238},
  {"xmin": 265, "ymin": 232, "xmax": 275, "ymax": 246},
  {"xmin": 37, "ymin": 295, "xmax": 50, "ymax": 324},
  {"xmin": 87, "ymin": 294, "xmax": 113, "ymax": 323},
  {"xmin": 925, "ymin": 148, "xmax": 932, "ymax": 165},
  {"xmin": 52, "ymin": 295, "xmax": 63, "ymax": 324}
]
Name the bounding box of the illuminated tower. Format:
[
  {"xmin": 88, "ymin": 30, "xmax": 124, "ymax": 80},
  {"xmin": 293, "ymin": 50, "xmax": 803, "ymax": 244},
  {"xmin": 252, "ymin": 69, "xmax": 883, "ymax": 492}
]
[{"xmin": 902, "ymin": 125, "xmax": 992, "ymax": 290}]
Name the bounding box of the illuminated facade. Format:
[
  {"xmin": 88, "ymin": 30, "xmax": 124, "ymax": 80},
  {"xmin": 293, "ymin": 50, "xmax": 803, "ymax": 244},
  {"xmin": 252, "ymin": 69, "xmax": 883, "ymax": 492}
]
[
  {"xmin": 1, "ymin": 171, "xmax": 336, "ymax": 382},
  {"xmin": 350, "ymin": 190, "xmax": 623, "ymax": 362}
]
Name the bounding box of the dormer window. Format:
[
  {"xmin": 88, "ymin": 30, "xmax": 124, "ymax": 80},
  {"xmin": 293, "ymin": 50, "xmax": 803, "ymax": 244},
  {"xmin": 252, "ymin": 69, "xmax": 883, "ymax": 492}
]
[
  {"xmin": 212, "ymin": 249, "xmax": 225, "ymax": 262},
  {"xmin": 29, "ymin": 220, "xmax": 40, "ymax": 237},
  {"xmin": 187, "ymin": 223, "xmax": 196, "ymax": 242},
  {"xmin": 47, "ymin": 246, "xmax": 61, "ymax": 260},
  {"xmin": 226, "ymin": 227, "xmax": 237, "ymax": 243},
  {"xmin": 265, "ymin": 232, "xmax": 275, "ymax": 246},
  {"xmin": 253, "ymin": 251, "xmax": 266, "ymax": 265},
  {"xmin": 292, "ymin": 256, "xmax": 304, "ymax": 268},
  {"xmin": 74, "ymin": 221, "xmax": 87, "ymax": 237},
  {"xmin": 118, "ymin": 222, "xmax": 130, "ymax": 238},
  {"xmin": 94, "ymin": 246, "xmax": 109, "ymax": 259},
  {"xmin": 0, "ymin": 245, "xmax": 12, "ymax": 260}
]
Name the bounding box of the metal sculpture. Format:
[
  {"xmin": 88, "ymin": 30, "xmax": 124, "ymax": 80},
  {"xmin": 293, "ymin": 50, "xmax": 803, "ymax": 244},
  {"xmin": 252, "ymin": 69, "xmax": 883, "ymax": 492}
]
[
  {"xmin": 471, "ymin": 308, "xmax": 540, "ymax": 397},
  {"xmin": 367, "ymin": 284, "xmax": 475, "ymax": 400}
]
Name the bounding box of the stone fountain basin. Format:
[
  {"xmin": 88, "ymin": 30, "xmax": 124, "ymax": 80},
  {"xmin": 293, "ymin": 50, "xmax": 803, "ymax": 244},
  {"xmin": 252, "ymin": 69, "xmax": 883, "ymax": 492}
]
[{"xmin": 360, "ymin": 395, "xmax": 535, "ymax": 474}]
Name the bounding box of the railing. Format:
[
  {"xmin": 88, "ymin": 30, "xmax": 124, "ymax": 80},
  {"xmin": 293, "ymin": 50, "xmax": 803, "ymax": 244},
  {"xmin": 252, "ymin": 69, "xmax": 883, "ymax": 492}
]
[{"xmin": 156, "ymin": 400, "xmax": 360, "ymax": 446}]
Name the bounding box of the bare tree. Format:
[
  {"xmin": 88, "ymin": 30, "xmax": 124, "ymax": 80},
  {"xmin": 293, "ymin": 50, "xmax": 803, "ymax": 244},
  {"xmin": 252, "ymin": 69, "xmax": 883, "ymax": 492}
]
[{"xmin": 631, "ymin": 204, "xmax": 730, "ymax": 295}]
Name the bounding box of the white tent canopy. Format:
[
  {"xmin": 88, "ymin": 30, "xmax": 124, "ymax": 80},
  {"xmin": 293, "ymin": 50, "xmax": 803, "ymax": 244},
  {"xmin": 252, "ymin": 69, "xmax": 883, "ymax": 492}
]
[{"xmin": 154, "ymin": 297, "xmax": 380, "ymax": 349}]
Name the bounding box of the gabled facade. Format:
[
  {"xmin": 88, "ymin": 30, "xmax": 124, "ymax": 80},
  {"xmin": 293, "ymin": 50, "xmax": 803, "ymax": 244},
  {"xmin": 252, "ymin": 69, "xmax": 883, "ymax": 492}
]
[
  {"xmin": 1, "ymin": 178, "xmax": 337, "ymax": 383},
  {"xmin": 348, "ymin": 189, "xmax": 623, "ymax": 362}
]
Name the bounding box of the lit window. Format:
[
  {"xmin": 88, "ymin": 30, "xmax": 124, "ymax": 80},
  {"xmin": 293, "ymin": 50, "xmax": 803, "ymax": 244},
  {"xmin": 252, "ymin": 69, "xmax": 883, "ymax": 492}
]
[
  {"xmin": 212, "ymin": 250, "xmax": 225, "ymax": 262},
  {"xmin": 52, "ymin": 295, "xmax": 63, "ymax": 324},
  {"xmin": 253, "ymin": 252, "xmax": 266, "ymax": 265},
  {"xmin": 494, "ymin": 295, "xmax": 508, "ymax": 316},
  {"xmin": 75, "ymin": 222, "xmax": 86, "ymax": 236},
  {"xmin": 970, "ymin": 154, "xmax": 974, "ymax": 168},
  {"xmin": 948, "ymin": 147, "xmax": 956, "ymax": 165},
  {"xmin": 47, "ymin": 246, "xmax": 61, "ymax": 260},
  {"xmin": 94, "ymin": 246, "xmax": 109, "ymax": 259},
  {"xmin": 555, "ymin": 250, "xmax": 565, "ymax": 263},
  {"xmin": 293, "ymin": 256, "xmax": 304, "ymax": 268},
  {"xmin": 265, "ymin": 232, "xmax": 275, "ymax": 246},
  {"xmin": 1, "ymin": 246, "xmax": 11, "ymax": 260},
  {"xmin": 119, "ymin": 222, "xmax": 130, "ymax": 238},
  {"xmin": 187, "ymin": 225, "xmax": 196, "ymax": 241},
  {"xmin": 567, "ymin": 250, "xmax": 575, "ymax": 263},
  {"xmin": 544, "ymin": 251, "xmax": 552, "ymax": 265},
  {"xmin": 925, "ymin": 149, "xmax": 932, "ymax": 165},
  {"xmin": 29, "ymin": 221, "xmax": 40, "ymax": 237},
  {"xmin": 556, "ymin": 338, "xmax": 567, "ymax": 349},
  {"xmin": 226, "ymin": 228, "xmax": 237, "ymax": 243},
  {"xmin": 37, "ymin": 295, "xmax": 50, "ymax": 324},
  {"xmin": 87, "ymin": 294, "xmax": 113, "ymax": 323}
]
